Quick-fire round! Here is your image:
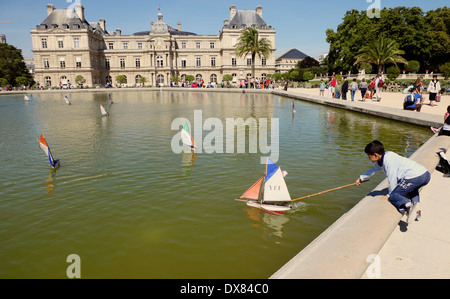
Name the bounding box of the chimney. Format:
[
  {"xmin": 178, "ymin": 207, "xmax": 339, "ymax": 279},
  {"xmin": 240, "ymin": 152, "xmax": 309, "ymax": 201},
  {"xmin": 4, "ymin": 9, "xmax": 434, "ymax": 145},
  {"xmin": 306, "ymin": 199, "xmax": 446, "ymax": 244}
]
[
  {"xmin": 230, "ymin": 5, "xmax": 236, "ymax": 20},
  {"xmin": 116, "ymin": 28, "xmax": 121, "ymax": 36},
  {"xmin": 46, "ymin": 4, "xmax": 55, "ymax": 16},
  {"xmin": 224, "ymin": 19, "xmax": 229, "ymax": 26},
  {"xmin": 76, "ymin": 4, "xmax": 85, "ymax": 21},
  {"xmin": 177, "ymin": 22, "xmax": 181, "ymax": 32},
  {"xmin": 99, "ymin": 19, "xmax": 106, "ymax": 32},
  {"xmin": 256, "ymin": 6, "xmax": 262, "ymax": 18}
]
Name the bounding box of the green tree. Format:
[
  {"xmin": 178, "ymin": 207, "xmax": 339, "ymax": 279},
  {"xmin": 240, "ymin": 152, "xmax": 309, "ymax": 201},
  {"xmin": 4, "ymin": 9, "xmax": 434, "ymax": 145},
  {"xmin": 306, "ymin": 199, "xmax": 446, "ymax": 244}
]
[
  {"xmin": 302, "ymin": 71, "xmax": 314, "ymax": 81},
  {"xmin": 440, "ymin": 62, "xmax": 450, "ymax": 79},
  {"xmin": 222, "ymin": 74, "xmax": 233, "ymax": 82},
  {"xmin": 139, "ymin": 76, "xmax": 148, "ymax": 86},
  {"xmin": 234, "ymin": 28, "xmax": 273, "ymax": 80},
  {"xmin": 326, "ymin": 7, "xmax": 449, "ymax": 73},
  {"xmin": 115, "ymin": 75, "xmax": 127, "ymax": 85},
  {"xmin": 184, "ymin": 75, "xmax": 195, "ymax": 83},
  {"xmin": 0, "ymin": 43, "xmax": 33, "ymax": 87},
  {"xmin": 386, "ymin": 65, "xmax": 401, "ymax": 81},
  {"xmin": 354, "ymin": 36, "xmax": 407, "ymax": 74},
  {"xmin": 15, "ymin": 76, "xmax": 29, "ymax": 87},
  {"xmin": 75, "ymin": 75, "xmax": 86, "ymax": 87},
  {"xmin": 298, "ymin": 56, "xmax": 319, "ymax": 69},
  {"xmin": 0, "ymin": 78, "xmax": 8, "ymax": 87},
  {"xmin": 405, "ymin": 60, "xmax": 420, "ymax": 73}
]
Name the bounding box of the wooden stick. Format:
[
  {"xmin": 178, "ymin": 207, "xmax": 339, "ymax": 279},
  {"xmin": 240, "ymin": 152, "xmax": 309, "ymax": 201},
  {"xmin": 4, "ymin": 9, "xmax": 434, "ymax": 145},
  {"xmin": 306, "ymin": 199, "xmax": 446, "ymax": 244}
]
[{"xmin": 291, "ymin": 182, "xmax": 357, "ymax": 202}]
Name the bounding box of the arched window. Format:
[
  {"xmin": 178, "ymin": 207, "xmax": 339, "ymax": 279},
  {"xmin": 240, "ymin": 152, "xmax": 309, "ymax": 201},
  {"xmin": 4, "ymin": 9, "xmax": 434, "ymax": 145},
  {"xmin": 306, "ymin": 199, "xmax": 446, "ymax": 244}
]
[
  {"xmin": 210, "ymin": 74, "xmax": 217, "ymax": 83},
  {"xmin": 135, "ymin": 75, "xmax": 142, "ymax": 84},
  {"xmin": 196, "ymin": 74, "xmax": 202, "ymax": 82},
  {"xmin": 157, "ymin": 74, "xmax": 164, "ymax": 84},
  {"xmin": 45, "ymin": 76, "xmax": 51, "ymax": 87},
  {"xmin": 106, "ymin": 75, "xmax": 112, "ymax": 83}
]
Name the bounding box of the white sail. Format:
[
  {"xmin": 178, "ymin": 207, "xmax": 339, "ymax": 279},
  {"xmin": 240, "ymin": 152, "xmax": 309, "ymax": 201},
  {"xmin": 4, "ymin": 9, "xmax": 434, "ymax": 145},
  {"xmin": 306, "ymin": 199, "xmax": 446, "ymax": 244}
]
[
  {"xmin": 100, "ymin": 104, "xmax": 109, "ymax": 116},
  {"xmin": 263, "ymin": 168, "xmax": 291, "ymax": 202},
  {"xmin": 64, "ymin": 95, "xmax": 71, "ymax": 105}
]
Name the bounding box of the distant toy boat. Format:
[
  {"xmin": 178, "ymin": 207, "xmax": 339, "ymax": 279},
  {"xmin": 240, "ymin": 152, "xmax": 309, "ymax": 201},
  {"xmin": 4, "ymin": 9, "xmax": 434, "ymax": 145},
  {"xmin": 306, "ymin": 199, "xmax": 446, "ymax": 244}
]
[
  {"xmin": 100, "ymin": 104, "xmax": 109, "ymax": 116},
  {"xmin": 24, "ymin": 94, "xmax": 30, "ymax": 101},
  {"xmin": 64, "ymin": 95, "xmax": 71, "ymax": 105},
  {"xmin": 108, "ymin": 93, "xmax": 113, "ymax": 104},
  {"xmin": 237, "ymin": 158, "xmax": 292, "ymax": 214},
  {"xmin": 39, "ymin": 134, "xmax": 60, "ymax": 168},
  {"xmin": 292, "ymin": 101, "xmax": 296, "ymax": 113},
  {"xmin": 180, "ymin": 122, "xmax": 196, "ymax": 150}
]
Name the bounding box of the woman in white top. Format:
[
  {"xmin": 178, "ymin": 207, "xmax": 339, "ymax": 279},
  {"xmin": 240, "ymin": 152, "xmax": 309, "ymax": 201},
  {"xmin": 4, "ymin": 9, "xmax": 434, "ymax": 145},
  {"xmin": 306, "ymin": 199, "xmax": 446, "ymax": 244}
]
[{"xmin": 427, "ymin": 75, "xmax": 441, "ymax": 107}]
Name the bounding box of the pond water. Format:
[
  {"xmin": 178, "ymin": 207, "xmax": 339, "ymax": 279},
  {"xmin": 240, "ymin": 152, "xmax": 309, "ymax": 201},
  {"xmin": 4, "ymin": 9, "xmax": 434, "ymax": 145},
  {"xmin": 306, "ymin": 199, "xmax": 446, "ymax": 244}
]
[{"xmin": 0, "ymin": 90, "xmax": 432, "ymax": 278}]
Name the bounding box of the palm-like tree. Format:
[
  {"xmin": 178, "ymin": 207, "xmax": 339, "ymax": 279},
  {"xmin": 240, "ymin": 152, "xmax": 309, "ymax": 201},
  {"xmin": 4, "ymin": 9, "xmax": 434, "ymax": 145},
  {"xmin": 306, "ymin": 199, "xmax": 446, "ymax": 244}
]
[
  {"xmin": 234, "ymin": 28, "xmax": 273, "ymax": 80},
  {"xmin": 354, "ymin": 36, "xmax": 407, "ymax": 74}
]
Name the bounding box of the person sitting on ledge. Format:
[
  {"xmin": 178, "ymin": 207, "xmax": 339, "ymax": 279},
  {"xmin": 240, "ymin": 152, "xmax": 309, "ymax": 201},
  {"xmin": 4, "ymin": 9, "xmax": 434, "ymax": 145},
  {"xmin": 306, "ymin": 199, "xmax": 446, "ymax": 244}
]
[{"xmin": 438, "ymin": 105, "xmax": 450, "ymax": 136}]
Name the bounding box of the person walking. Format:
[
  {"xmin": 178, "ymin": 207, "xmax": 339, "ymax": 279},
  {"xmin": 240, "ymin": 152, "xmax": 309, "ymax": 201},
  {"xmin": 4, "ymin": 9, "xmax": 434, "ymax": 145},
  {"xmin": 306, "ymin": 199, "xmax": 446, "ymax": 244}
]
[
  {"xmin": 375, "ymin": 74, "xmax": 383, "ymax": 102},
  {"xmin": 341, "ymin": 77, "xmax": 349, "ymax": 100},
  {"xmin": 349, "ymin": 79, "xmax": 358, "ymax": 101},
  {"xmin": 335, "ymin": 80, "xmax": 342, "ymax": 99},
  {"xmin": 427, "ymin": 75, "xmax": 441, "ymax": 107},
  {"xmin": 359, "ymin": 78, "xmax": 368, "ymax": 101},
  {"xmin": 330, "ymin": 75, "xmax": 337, "ymax": 98}
]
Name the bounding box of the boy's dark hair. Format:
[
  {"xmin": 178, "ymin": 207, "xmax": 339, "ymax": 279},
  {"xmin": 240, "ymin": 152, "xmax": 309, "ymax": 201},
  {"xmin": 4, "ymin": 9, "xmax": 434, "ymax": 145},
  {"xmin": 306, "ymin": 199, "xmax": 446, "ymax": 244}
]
[{"xmin": 365, "ymin": 140, "xmax": 385, "ymax": 155}]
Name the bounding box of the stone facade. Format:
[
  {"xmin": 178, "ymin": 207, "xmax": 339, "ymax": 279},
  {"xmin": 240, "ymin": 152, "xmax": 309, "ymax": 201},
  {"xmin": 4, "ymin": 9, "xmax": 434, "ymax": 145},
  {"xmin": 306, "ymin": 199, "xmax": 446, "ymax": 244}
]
[{"xmin": 30, "ymin": 4, "xmax": 276, "ymax": 88}]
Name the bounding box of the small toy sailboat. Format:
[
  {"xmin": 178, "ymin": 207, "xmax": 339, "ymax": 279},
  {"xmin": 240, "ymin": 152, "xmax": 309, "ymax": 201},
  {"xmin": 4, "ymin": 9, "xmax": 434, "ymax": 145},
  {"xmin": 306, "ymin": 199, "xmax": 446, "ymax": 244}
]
[
  {"xmin": 64, "ymin": 95, "xmax": 71, "ymax": 105},
  {"xmin": 24, "ymin": 94, "xmax": 30, "ymax": 101},
  {"xmin": 292, "ymin": 101, "xmax": 296, "ymax": 113},
  {"xmin": 39, "ymin": 134, "xmax": 60, "ymax": 168},
  {"xmin": 108, "ymin": 93, "xmax": 113, "ymax": 104},
  {"xmin": 180, "ymin": 122, "xmax": 196, "ymax": 150},
  {"xmin": 237, "ymin": 158, "xmax": 292, "ymax": 214},
  {"xmin": 100, "ymin": 104, "xmax": 109, "ymax": 116}
]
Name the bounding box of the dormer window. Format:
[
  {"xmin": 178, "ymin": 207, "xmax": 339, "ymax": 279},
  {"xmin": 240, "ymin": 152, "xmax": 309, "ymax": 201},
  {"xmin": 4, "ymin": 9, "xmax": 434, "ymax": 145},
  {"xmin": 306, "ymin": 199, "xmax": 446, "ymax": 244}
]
[
  {"xmin": 52, "ymin": 24, "xmax": 58, "ymax": 28},
  {"xmin": 73, "ymin": 24, "xmax": 80, "ymax": 29},
  {"xmin": 62, "ymin": 24, "xmax": 69, "ymax": 29}
]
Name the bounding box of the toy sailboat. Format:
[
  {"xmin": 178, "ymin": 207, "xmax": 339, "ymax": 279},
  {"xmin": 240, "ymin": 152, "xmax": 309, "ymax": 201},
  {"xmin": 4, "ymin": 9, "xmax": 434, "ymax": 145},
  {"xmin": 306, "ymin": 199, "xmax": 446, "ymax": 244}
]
[
  {"xmin": 24, "ymin": 94, "xmax": 30, "ymax": 101},
  {"xmin": 100, "ymin": 104, "xmax": 109, "ymax": 116},
  {"xmin": 64, "ymin": 95, "xmax": 71, "ymax": 105},
  {"xmin": 292, "ymin": 101, "xmax": 296, "ymax": 113},
  {"xmin": 237, "ymin": 158, "xmax": 292, "ymax": 214},
  {"xmin": 180, "ymin": 122, "xmax": 196, "ymax": 150},
  {"xmin": 39, "ymin": 134, "xmax": 60, "ymax": 168}
]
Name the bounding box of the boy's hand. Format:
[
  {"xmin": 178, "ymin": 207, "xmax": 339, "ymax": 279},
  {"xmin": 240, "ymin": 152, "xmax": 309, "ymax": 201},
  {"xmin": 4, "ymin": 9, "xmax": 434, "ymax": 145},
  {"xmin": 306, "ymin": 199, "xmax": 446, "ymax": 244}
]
[
  {"xmin": 355, "ymin": 178, "xmax": 363, "ymax": 185},
  {"xmin": 380, "ymin": 195, "xmax": 389, "ymax": 200}
]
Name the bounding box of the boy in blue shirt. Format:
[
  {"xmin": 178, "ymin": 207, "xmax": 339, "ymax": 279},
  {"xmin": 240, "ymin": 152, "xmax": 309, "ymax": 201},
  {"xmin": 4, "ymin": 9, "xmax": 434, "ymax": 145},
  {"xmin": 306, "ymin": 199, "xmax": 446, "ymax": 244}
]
[{"xmin": 356, "ymin": 140, "xmax": 430, "ymax": 223}]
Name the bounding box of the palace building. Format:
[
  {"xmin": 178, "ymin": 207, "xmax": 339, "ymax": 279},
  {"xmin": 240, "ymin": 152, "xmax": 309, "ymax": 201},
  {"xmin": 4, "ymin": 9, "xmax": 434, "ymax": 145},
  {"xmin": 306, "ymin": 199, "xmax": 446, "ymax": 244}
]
[{"xmin": 30, "ymin": 4, "xmax": 276, "ymax": 88}]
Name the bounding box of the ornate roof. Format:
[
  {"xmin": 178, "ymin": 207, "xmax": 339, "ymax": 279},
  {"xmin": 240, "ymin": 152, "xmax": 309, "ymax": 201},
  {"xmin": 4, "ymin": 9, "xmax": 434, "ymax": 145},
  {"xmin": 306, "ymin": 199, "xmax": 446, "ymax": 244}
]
[
  {"xmin": 225, "ymin": 10, "xmax": 272, "ymax": 30},
  {"xmin": 133, "ymin": 11, "xmax": 197, "ymax": 36},
  {"xmin": 36, "ymin": 9, "xmax": 108, "ymax": 35}
]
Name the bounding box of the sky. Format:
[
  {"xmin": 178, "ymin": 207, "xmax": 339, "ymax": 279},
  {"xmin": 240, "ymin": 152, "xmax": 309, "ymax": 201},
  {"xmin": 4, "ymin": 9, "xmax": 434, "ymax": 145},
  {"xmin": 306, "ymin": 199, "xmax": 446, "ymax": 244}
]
[{"xmin": 0, "ymin": 0, "xmax": 448, "ymax": 59}]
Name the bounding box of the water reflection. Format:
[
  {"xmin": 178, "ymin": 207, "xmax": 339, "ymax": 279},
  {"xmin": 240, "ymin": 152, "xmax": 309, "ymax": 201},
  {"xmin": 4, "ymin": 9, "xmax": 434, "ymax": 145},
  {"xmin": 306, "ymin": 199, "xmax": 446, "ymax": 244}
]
[
  {"xmin": 181, "ymin": 152, "xmax": 197, "ymax": 177},
  {"xmin": 242, "ymin": 206, "xmax": 290, "ymax": 239},
  {"xmin": 45, "ymin": 169, "xmax": 57, "ymax": 194}
]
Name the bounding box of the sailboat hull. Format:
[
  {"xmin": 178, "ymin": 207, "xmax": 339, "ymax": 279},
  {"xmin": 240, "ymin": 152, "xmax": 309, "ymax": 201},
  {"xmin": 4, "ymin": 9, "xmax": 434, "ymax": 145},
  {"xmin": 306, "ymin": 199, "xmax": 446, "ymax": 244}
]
[{"xmin": 246, "ymin": 201, "xmax": 292, "ymax": 213}]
